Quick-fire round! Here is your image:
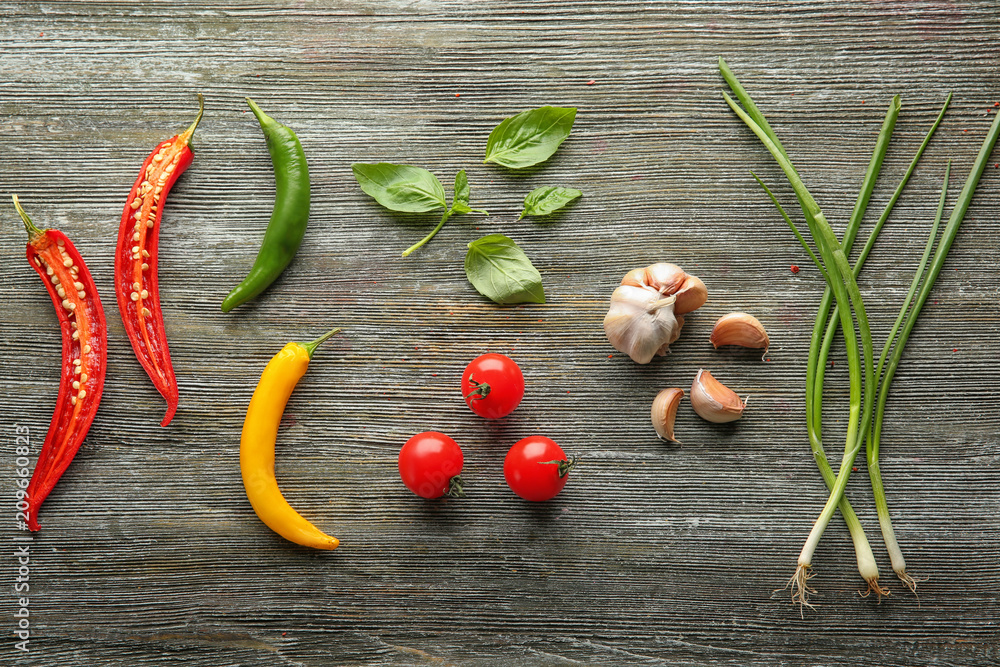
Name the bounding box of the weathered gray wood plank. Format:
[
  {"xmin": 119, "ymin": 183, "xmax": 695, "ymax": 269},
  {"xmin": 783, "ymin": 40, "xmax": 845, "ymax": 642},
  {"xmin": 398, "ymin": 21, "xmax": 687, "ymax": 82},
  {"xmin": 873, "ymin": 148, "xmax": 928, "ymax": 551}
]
[{"xmin": 1, "ymin": 1, "xmax": 998, "ymax": 665}]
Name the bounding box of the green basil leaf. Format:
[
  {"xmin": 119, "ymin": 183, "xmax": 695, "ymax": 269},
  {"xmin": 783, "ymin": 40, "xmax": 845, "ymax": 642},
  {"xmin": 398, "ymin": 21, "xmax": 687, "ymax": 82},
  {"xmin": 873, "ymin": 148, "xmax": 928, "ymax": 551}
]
[
  {"xmin": 453, "ymin": 170, "xmax": 470, "ymax": 208},
  {"xmin": 352, "ymin": 163, "xmax": 447, "ymax": 212},
  {"xmin": 465, "ymin": 234, "xmax": 545, "ymax": 305},
  {"xmin": 519, "ymin": 186, "xmax": 582, "ymax": 219},
  {"xmin": 484, "ymin": 106, "xmax": 577, "ymax": 169}
]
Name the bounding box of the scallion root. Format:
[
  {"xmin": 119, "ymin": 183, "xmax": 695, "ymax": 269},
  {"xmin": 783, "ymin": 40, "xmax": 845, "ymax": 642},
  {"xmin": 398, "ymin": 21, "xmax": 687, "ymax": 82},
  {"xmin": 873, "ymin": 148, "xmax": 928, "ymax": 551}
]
[
  {"xmin": 859, "ymin": 577, "xmax": 890, "ymax": 602},
  {"xmin": 896, "ymin": 569, "xmax": 926, "ymax": 597},
  {"xmin": 785, "ymin": 565, "xmax": 817, "ymax": 617}
]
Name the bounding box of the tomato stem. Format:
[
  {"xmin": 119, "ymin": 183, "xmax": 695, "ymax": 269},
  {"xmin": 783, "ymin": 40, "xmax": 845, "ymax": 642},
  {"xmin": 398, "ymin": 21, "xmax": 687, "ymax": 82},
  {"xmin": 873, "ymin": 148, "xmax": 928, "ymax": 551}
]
[
  {"xmin": 464, "ymin": 376, "xmax": 491, "ymax": 401},
  {"xmin": 446, "ymin": 475, "xmax": 465, "ymax": 498},
  {"xmin": 541, "ymin": 457, "xmax": 576, "ymax": 478}
]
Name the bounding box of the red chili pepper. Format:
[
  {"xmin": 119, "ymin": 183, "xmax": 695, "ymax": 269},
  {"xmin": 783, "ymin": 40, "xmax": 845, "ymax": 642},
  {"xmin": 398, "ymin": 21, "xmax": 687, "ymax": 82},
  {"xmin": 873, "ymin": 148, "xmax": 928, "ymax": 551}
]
[
  {"xmin": 13, "ymin": 195, "xmax": 108, "ymax": 531},
  {"xmin": 115, "ymin": 94, "xmax": 203, "ymax": 426}
]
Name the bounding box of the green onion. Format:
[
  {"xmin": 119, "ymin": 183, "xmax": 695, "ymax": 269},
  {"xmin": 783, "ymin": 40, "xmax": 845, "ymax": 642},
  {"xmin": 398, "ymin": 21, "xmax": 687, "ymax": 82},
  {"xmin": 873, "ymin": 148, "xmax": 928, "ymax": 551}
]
[
  {"xmin": 869, "ymin": 105, "xmax": 1000, "ymax": 592},
  {"xmin": 866, "ymin": 162, "xmax": 948, "ymax": 594},
  {"xmin": 723, "ymin": 84, "xmax": 877, "ymax": 611},
  {"xmin": 723, "ymin": 57, "xmax": 1000, "ymax": 611}
]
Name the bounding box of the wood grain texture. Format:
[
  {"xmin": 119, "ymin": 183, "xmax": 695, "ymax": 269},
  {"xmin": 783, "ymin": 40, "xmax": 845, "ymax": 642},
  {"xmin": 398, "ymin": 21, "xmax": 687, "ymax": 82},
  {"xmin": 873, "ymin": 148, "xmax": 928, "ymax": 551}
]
[{"xmin": 1, "ymin": 1, "xmax": 998, "ymax": 665}]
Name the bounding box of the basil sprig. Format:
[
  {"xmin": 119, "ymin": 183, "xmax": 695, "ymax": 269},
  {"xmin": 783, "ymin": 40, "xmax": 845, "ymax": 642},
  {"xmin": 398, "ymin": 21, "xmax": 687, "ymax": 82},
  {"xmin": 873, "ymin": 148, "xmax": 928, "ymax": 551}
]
[
  {"xmin": 519, "ymin": 186, "xmax": 582, "ymax": 219},
  {"xmin": 351, "ymin": 163, "xmax": 486, "ymax": 256},
  {"xmin": 465, "ymin": 234, "xmax": 545, "ymax": 305},
  {"xmin": 484, "ymin": 106, "xmax": 577, "ymax": 169}
]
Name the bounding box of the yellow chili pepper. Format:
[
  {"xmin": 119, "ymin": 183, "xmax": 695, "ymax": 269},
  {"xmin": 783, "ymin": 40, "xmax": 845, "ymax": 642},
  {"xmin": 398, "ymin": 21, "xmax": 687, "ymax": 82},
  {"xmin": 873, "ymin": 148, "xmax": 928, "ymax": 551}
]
[{"xmin": 240, "ymin": 328, "xmax": 341, "ymax": 550}]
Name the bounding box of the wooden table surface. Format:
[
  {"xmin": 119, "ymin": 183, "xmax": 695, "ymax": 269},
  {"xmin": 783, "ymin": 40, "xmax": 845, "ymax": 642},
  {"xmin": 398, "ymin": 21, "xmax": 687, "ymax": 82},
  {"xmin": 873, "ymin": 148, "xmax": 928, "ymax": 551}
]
[{"xmin": 2, "ymin": 2, "xmax": 999, "ymax": 665}]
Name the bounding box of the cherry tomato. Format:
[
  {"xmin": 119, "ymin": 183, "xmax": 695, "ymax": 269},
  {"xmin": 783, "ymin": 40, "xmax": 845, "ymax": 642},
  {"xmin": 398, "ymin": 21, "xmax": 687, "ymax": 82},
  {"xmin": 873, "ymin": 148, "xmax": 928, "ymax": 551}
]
[
  {"xmin": 398, "ymin": 432, "xmax": 464, "ymax": 499},
  {"xmin": 503, "ymin": 436, "xmax": 574, "ymax": 502},
  {"xmin": 462, "ymin": 353, "xmax": 524, "ymax": 419}
]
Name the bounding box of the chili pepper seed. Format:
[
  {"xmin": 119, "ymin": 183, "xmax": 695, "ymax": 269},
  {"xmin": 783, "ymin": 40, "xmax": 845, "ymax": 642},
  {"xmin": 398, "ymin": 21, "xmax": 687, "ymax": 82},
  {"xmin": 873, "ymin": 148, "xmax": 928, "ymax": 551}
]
[
  {"xmin": 80, "ymin": 373, "xmax": 88, "ymax": 382},
  {"xmin": 63, "ymin": 258, "xmax": 72, "ymax": 267},
  {"xmin": 130, "ymin": 292, "xmax": 139, "ymax": 301},
  {"xmin": 83, "ymin": 344, "xmax": 91, "ymax": 353},
  {"xmin": 141, "ymin": 263, "xmax": 149, "ymax": 271},
  {"xmin": 142, "ymin": 307, "xmax": 152, "ymax": 317},
  {"xmin": 71, "ymin": 396, "xmax": 77, "ymax": 406},
  {"xmin": 140, "ymin": 290, "xmax": 148, "ymax": 299},
  {"xmin": 72, "ymin": 330, "xmax": 80, "ymax": 340},
  {"xmin": 73, "ymin": 381, "xmax": 80, "ymax": 390}
]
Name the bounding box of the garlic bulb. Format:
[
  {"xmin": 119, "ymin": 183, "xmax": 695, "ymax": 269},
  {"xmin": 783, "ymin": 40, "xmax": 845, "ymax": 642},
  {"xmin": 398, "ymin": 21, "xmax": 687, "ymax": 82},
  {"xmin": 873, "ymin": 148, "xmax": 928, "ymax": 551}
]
[
  {"xmin": 690, "ymin": 369, "xmax": 745, "ymax": 423},
  {"xmin": 603, "ymin": 263, "xmax": 708, "ymax": 364},
  {"xmin": 710, "ymin": 312, "xmax": 769, "ymax": 352},
  {"xmin": 651, "ymin": 387, "xmax": 684, "ymax": 442}
]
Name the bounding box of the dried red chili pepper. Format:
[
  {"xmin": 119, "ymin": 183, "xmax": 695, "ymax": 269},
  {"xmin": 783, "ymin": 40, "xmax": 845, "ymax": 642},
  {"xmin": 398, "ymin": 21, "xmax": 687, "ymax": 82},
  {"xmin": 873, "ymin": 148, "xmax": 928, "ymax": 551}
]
[
  {"xmin": 115, "ymin": 94, "xmax": 203, "ymax": 426},
  {"xmin": 13, "ymin": 195, "xmax": 108, "ymax": 531}
]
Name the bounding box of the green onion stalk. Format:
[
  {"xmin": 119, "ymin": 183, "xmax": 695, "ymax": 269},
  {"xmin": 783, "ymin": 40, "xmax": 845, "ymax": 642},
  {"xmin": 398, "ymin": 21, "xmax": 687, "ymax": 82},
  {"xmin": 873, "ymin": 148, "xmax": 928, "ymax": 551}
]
[
  {"xmin": 720, "ymin": 58, "xmax": 878, "ymax": 606},
  {"xmin": 869, "ymin": 105, "xmax": 1000, "ymax": 593},
  {"xmin": 721, "ymin": 84, "xmax": 877, "ymax": 611}
]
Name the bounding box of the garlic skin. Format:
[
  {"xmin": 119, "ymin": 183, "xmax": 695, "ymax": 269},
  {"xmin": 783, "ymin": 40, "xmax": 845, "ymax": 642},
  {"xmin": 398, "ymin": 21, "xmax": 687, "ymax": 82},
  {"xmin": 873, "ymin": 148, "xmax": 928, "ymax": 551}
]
[
  {"xmin": 690, "ymin": 369, "xmax": 745, "ymax": 423},
  {"xmin": 651, "ymin": 387, "xmax": 684, "ymax": 442},
  {"xmin": 710, "ymin": 312, "xmax": 769, "ymax": 352},
  {"xmin": 603, "ymin": 263, "xmax": 708, "ymax": 364}
]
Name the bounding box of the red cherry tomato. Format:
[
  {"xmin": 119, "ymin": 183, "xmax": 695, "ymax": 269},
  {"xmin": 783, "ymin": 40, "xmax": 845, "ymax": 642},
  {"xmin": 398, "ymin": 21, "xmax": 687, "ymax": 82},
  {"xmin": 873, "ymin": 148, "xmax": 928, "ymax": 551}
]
[
  {"xmin": 398, "ymin": 432, "xmax": 464, "ymax": 499},
  {"xmin": 462, "ymin": 353, "xmax": 525, "ymax": 419},
  {"xmin": 503, "ymin": 436, "xmax": 574, "ymax": 502}
]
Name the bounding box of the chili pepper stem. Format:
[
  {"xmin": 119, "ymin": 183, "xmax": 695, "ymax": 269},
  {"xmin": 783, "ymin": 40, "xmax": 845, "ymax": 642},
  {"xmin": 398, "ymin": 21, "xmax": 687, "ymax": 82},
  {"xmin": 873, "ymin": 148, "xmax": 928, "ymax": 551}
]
[
  {"xmin": 299, "ymin": 327, "xmax": 341, "ymax": 359},
  {"xmin": 245, "ymin": 97, "xmax": 274, "ymax": 127},
  {"xmin": 178, "ymin": 93, "xmax": 205, "ymax": 145},
  {"xmin": 12, "ymin": 195, "xmax": 45, "ymax": 240},
  {"xmin": 402, "ymin": 209, "xmax": 452, "ymax": 257}
]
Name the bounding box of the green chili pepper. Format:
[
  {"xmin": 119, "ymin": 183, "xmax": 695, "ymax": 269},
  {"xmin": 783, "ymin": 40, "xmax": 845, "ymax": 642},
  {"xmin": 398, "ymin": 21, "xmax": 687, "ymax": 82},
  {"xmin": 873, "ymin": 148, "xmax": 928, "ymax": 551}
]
[{"xmin": 222, "ymin": 98, "xmax": 310, "ymax": 312}]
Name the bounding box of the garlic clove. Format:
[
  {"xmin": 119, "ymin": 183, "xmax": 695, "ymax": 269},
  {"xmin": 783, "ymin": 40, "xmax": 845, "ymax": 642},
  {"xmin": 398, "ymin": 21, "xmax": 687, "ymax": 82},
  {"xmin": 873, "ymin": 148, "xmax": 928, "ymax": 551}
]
[
  {"xmin": 710, "ymin": 312, "xmax": 769, "ymax": 352},
  {"xmin": 674, "ymin": 274, "xmax": 708, "ymax": 315},
  {"xmin": 651, "ymin": 387, "xmax": 684, "ymax": 442},
  {"xmin": 621, "ymin": 263, "xmax": 686, "ymax": 292},
  {"xmin": 690, "ymin": 369, "xmax": 745, "ymax": 423}
]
